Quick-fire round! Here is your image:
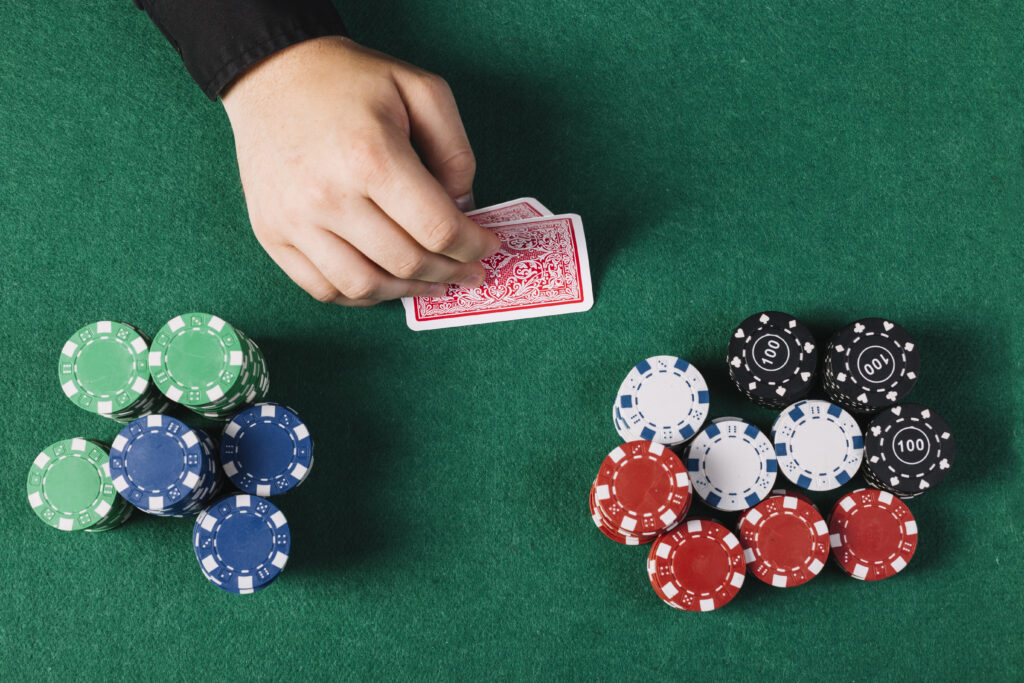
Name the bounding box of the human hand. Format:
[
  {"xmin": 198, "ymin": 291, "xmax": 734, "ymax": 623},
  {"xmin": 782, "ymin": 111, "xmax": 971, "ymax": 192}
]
[{"xmin": 221, "ymin": 36, "xmax": 500, "ymax": 306}]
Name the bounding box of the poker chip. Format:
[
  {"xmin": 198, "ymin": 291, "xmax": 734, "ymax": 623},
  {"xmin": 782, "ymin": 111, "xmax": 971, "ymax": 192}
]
[
  {"xmin": 828, "ymin": 488, "xmax": 917, "ymax": 581},
  {"xmin": 823, "ymin": 318, "xmax": 919, "ymax": 414},
  {"xmin": 765, "ymin": 488, "xmax": 817, "ymax": 511},
  {"xmin": 58, "ymin": 321, "xmax": 171, "ymax": 422},
  {"xmin": 149, "ymin": 313, "xmax": 270, "ymax": 420},
  {"xmin": 108, "ymin": 415, "xmax": 225, "ymax": 516},
  {"xmin": 772, "ymin": 400, "xmax": 864, "ymax": 491},
  {"xmin": 592, "ymin": 440, "xmax": 691, "ymax": 538},
  {"xmin": 220, "ymin": 403, "xmax": 314, "ymax": 497},
  {"xmin": 193, "ymin": 494, "xmax": 291, "ymax": 594},
  {"xmin": 588, "ymin": 481, "xmax": 648, "ymax": 545},
  {"xmin": 862, "ymin": 404, "xmax": 954, "ymax": 498},
  {"xmin": 736, "ymin": 493, "xmax": 829, "ymax": 587},
  {"xmin": 738, "ymin": 488, "xmax": 819, "ymax": 530},
  {"xmin": 686, "ymin": 418, "xmax": 776, "ymax": 511},
  {"xmin": 727, "ymin": 311, "xmax": 817, "ymax": 409},
  {"xmin": 613, "ymin": 356, "xmax": 709, "ymax": 446},
  {"xmin": 646, "ymin": 519, "xmax": 745, "ymax": 611},
  {"xmin": 26, "ymin": 438, "xmax": 132, "ymax": 531}
]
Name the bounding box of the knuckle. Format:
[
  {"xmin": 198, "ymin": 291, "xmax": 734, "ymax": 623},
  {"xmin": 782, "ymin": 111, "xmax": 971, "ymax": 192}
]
[
  {"xmin": 421, "ymin": 215, "xmax": 461, "ymax": 253},
  {"xmin": 392, "ymin": 251, "xmax": 429, "ymax": 280},
  {"xmin": 418, "ymin": 72, "xmax": 452, "ymax": 100},
  {"xmin": 346, "ymin": 136, "xmax": 390, "ymax": 182},
  {"xmin": 444, "ymin": 148, "xmax": 476, "ymax": 179},
  {"xmin": 342, "ymin": 275, "xmax": 382, "ymax": 302},
  {"xmin": 305, "ymin": 178, "xmax": 342, "ymax": 213},
  {"xmin": 308, "ymin": 283, "xmax": 341, "ymax": 304}
]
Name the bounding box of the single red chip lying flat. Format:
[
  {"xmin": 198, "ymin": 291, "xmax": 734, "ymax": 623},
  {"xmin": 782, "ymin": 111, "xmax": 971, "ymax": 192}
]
[
  {"xmin": 828, "ymin": 488, "xmax": 918, "ymax": 581},
  {"xmin": 737, "ymin": 494, "xmax": 829, "ymax": 587},
  {"xmin": 593, "ymin": 440, "xmax": 690, "ymax": 536},
  {"xmin": 646, "ymin": 518, "xmax": 745, "ymax": 611}
]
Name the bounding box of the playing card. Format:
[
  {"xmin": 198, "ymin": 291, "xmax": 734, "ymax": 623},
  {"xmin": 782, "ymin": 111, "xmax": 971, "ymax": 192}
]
[
  {"xmin": 465, "ymin": 197, "xmax": 552, "ymax": 226},
  {"xmin": 402, "ymin": 213, "xmax": 593, "ymax": 331}
]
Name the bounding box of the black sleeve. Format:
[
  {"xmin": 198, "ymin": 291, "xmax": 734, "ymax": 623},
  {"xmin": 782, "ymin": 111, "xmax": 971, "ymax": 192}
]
[{"xmin": 133, "ymin": 0, "xmax": 348, "ymax": 101}]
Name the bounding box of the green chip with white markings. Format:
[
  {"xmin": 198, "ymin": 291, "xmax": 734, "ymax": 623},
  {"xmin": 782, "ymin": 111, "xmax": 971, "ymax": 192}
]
[
  {"xmin": 149, "ymin": 312, "xmax": 246, "ymax": 407},
  {"xmin": 58, "ymin": 321, "xmax": 150, "ymax": 415},
  {"xmin": 26, "ymin": 438, "xmax": 119, "ymax": 531}
]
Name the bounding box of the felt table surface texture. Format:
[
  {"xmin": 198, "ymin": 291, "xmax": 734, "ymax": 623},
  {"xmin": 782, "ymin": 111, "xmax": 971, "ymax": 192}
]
[{"xmin": 2, "ymin": 1, "xmax": 1022, "ymax": 681}]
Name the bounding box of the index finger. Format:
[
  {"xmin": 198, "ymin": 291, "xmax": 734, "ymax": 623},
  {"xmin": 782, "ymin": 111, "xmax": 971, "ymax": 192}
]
[{"xmin": 365, "ymin": 136, "xmax": 500, "ymax": 263}]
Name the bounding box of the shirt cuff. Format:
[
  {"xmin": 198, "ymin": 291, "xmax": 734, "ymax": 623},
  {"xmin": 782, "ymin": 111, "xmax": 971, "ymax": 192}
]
[{"xmin": 134, "ymin": 1, "xmax": 347, "ymax": 101}]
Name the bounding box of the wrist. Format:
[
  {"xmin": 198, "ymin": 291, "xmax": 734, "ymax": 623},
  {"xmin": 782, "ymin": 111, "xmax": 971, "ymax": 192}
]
[{"xmin": 222, "ymin": 35, "xmax": 353, "ymax": 116}]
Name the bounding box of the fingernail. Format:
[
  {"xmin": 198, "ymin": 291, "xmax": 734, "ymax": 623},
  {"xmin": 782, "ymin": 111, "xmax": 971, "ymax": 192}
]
[{"xmin": 454, "ymin": 192, "xmax": 475, "ymax": 212}]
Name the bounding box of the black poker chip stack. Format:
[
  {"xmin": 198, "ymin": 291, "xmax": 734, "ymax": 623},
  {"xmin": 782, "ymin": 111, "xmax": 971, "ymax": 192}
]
[
  {"xmin": 861, "ymin": 403, "xmax": 955, "ymax": 499},
  {"xmin": 822, "ymin": 318, "xmax": 920, "ymax": 414},
  {"xmin": 727, "ymin": 311, "xmax": 818, "ymax": 409},
  {"xmin": 726, "ymin": 312, "xmax": 954, "ymax": 501}
]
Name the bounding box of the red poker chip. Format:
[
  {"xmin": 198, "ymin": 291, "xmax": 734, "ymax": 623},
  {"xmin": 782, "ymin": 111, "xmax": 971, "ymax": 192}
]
[
  {"xmin": 739, "ymin": 488, "xmax": 818, "ymax": 530},
  {"xmin": 593, "ymin": 440, "xmax": 691, "ymax": 536},
  {"xmin": 828, "ymin": 488, "xmax": 918, "ymax": 581},
  {"xmin": 737, "ymin": 494, "xmax": 829, "ymax": 587},
  {"xmin": 768, "ymin": 488, "xmax": 817, "ymax": 510},
  {"xmin": 588, "ymin": 481, "xmax": 650, "ymax": 545},
  {"xmin": 646, "ymin": 518, "xmax": 746, "ymax": 611}
]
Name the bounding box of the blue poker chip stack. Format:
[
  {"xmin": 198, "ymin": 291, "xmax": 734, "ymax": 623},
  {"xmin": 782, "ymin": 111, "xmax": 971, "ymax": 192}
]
[
  {"xmin": 193, "ymin": 493, "xmax": 291, "ymax": 594},
  {"xmin": 108, "ymin": 415, "xmax": 225, "ymax": 516},
  {"xmin": 219, "ymin": 402, "xmax": 313, "ymax": 497}
]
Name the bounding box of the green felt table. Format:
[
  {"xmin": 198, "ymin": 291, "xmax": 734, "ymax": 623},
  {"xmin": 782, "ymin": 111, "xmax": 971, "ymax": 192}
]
[{"xmin": 2, "ymin": 1, "xmax": 1023, "ymax": 680}]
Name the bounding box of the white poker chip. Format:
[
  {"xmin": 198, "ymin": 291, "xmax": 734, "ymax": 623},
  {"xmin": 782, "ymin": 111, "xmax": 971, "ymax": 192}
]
[
  {"xmin": 614, "ymin": 356, "xmax": 709, "ymax": 446},
  {"xmin": 685, "ymin": 418, "xmax": 777, "ymax": 511},
  {"xmin": 772, "ymin": 400, "xmax": 864, "ymax": 491},
  {"xmin": 611, "ymin": 402, "xmax": 635, "ymax": 443}
]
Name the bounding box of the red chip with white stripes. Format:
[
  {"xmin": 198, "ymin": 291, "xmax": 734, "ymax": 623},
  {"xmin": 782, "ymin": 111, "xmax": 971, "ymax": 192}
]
[
  {"xmin": 588, "ymin": 481, "xmax": 648, "ymax": 545},
  {"xmin": 593, "ymin": 440, "xmax": 691, "ymax": 537},
  {"xmin": 646, "ymin": 518, "xmax": 745, "ymax": 611},
  {"xmin": 737, "ymin": 493, "xmax": 829, "ymax": 587},
  {"xmin": 828, "ymin": 488, "xmax": 918, "ymax": 581}
]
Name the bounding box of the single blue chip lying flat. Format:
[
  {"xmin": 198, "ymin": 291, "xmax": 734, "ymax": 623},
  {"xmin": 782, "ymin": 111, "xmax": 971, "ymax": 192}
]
[
  {"xmin": 220, "ymin": 402, "xmax": 314, "ymax": 497},
  {"xmin": 193, "ymin": 493, "xmax": 291, "ymax": 594}
]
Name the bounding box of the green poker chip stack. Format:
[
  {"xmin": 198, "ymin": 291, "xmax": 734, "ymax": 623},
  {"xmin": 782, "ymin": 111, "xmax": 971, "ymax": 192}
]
[
  {"xmin": 148, "ymin": 313, "xmax": 270, "ymax": 420},
  {"xmin": 58, "ymin": 321, "xmax": 171, "ymax": 423},
  {"xmin": 26, "ymin": 438, "xmax": 133, "ymax": 532}
]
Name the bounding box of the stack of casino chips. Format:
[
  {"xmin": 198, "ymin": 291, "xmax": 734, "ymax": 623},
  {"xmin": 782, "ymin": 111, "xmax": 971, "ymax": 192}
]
[
  {"xmin": 193, "ymin": 494, "xmax": 291, "ymax": 595},
  {"xmin": 26, "ymin": 438, "xmax": 134, "ymax": 532},
  {"xmin": 736, "ymin": 490, "xmax": 829, "ymax": 588},
  {"xmin": 58, "ymin": 321, "xmax": 171, "ymax": 423},
  {"xmin": 770, "ymin": 400, "xmax": 865, "ymax": 491},
  {"xmin": 589, "ymin": 440, "xmax": 692, "ymax": 545},
  {"xmin": 822, "ymin": 318, "xmax": 920, "ymax": 414},
  {"xmin": 828, "ymin": 488, "xmax": 917, "ymax": 581},
  {"xmin": 149, "ymin": 312, "xmax": 270, "ymax": 420},
  {"xmin": 219, "ymin": 403, "xmax": 314, "ymax": 496},
  {"xmin": 727, "ymin": 311, "xmax": 818, "ymax": 409},
  {"xmin": 685, "ymin": 417, "xmax": 777, "ymax": 511},
  {"xmin": 613, "ymin": 355, "xmax": 709, "ymax": 446},
  {"xmin": 861, "ymin": 404, "xmax": 954, "ymax": 499},
  {"xmin": 108, "ymin": 415, "xmax": 224, "ymax": 517},
  {"xmin": 646, "ymin": 518, "xmax": 746, "ymax": 611}
]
